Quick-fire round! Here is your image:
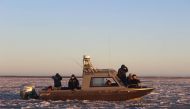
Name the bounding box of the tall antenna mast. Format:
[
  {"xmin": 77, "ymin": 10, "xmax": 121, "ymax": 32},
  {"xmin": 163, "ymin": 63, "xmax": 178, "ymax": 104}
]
[{"xmin": 107, "ymin": 35, "xmax": 112, "ymax": 76}]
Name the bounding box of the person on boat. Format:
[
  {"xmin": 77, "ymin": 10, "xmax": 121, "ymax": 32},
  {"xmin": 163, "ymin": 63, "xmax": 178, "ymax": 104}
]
[
  {"xmin": 105, "ymin": 79, "xmax": 112, "ymax": 86},
  {"xmin": 68, "ymin": 74, "xmax": 79, "ymax": 90},
  {"xmin": 129, "ymin": 74, "xmax": 141, "ymax": 88},
  {"xmin": 52, "ymin": 73, "xmax": 62, "ymax": 90},
  {"xmin": 126, "ymin": 73, "xmax": 133, "ymax": 85},
  {"xmin": 117, "ymin": 64, "xmax": 128, "ymax": 86}
]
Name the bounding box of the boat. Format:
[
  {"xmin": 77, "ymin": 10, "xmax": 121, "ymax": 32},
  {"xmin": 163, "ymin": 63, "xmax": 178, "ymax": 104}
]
[{"xmin": 20, "ymin": 55, "xmax": 154, "ymax": 101}]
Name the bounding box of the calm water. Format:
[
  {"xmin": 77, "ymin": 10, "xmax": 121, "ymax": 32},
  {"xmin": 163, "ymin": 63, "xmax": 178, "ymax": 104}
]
[{"xmin": 0, "ymin": 77, "xmax": 190, "ymax": 109}]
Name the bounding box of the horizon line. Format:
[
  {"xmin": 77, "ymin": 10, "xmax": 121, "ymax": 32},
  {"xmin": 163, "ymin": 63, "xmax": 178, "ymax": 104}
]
[{"xmin": 0, "ymin": 75, "xmax": 190, "ymax": 78}]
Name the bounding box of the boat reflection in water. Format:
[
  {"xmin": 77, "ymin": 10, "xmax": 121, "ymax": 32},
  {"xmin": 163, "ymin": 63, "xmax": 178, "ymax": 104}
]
[{"xmin": 21, "ymin": 55, "xmax": 154, "ymax": 101}]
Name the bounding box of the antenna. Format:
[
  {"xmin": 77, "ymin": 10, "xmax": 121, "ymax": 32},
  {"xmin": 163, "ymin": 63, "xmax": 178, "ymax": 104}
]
[
  {"xmin": 73, "ymin": 59, "xmax": 83, "ymax": 69},
  {"xmin": 107, "ymin": 35, "xmax": 112, "ymax": 76}
]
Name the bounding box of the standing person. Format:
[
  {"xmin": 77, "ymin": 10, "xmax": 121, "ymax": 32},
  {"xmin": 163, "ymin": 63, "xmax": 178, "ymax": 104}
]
[
  {"xmin": 52, "ymin": 73, "xmax": 62, "ymax": 90},
  {"xmin": 68, "ymin": 74, "xmax": 79, "ymax": 90},
  {"xmin": 117, "ymin": 64, "xmax": 128, "ymax": 86}
]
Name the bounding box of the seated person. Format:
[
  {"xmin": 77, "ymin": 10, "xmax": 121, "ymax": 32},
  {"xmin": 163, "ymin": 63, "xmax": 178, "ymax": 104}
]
[
  {"xmin": 128, "ymin": 74, "xmax": 141, "ymax": 88},
  {"xmin": 68, "ymin": 74, "xmax": 79, "ymax": 90},
  {"xmin": 105, "ymin": 79, "xmax": 112, "ymax": 86},
  {"xmin": 117, "ymin": 64, "xmax": 128, "ymax": 86},
  {"xmin": 126, "ymin": 73, "xmax": 133, "ymax": 85},
  {"xmin": 52, "ymin": 73, "xmax": 62, "ymax": 90}
]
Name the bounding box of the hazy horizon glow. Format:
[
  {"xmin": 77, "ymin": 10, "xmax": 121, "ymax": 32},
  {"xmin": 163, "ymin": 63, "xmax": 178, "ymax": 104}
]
[{"xmin": 0, "ymin": 0, "xmax": 190, "ymax": 76}]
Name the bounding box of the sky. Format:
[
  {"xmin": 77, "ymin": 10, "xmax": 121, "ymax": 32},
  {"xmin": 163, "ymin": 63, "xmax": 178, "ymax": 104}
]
[{"xmin": 0, "ymin": 0, "xmax": 190, "ymax": 76}]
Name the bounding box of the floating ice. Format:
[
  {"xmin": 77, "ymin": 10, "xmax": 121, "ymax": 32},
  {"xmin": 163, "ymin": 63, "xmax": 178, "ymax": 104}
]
[
  {"xmin": 0, "ymin": 77, "xmax": 190, "ymax": 108},
  {"xmin": 40, "ymin": 101, "xmax": 50, "ymax": 107}
]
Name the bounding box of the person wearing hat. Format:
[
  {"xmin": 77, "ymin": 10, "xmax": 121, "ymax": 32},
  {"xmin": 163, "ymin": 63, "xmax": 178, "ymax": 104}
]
[
  {"xmin": 117, "ymin": 64, "xmax": 128, "ymax": 86},
  {"xmin": 68, "ymin": 74, "xmax": 79, "ymax": 90},
  {"xmin": 52, "ymin": 73, "xmax": 62, "ymax": 90},
  {"xmin": 129, "ymin": 74, "xmax": 141, "ymax": 88},
  {"xmin": 126, "ymin": 73, "xmax": 133, "ymax": 85}
]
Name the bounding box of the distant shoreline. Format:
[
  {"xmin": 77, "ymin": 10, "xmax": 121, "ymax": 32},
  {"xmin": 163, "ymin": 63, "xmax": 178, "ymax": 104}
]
[{"xmin": 0, "ymin": 76, "xmax": 190, "ymax": 79}]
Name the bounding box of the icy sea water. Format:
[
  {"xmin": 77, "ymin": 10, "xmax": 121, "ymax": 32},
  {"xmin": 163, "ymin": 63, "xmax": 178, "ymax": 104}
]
[{"xmin": 0, "ymin": 77, "xmax": 190, "ymax": 109}]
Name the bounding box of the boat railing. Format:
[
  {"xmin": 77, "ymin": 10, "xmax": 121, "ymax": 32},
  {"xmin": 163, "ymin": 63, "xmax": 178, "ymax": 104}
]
[{"xmin": 140, "ymin": 80, "xmax": 154, "ymax": 88}]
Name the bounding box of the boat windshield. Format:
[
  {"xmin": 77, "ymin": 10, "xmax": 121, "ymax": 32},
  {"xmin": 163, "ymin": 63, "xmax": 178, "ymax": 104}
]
[{"xmin": 90, "ymin": 77, "xmax": 119, "ymax": 87}]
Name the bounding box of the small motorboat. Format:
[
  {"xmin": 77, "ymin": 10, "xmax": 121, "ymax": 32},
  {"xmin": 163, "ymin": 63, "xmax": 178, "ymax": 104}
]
[{"xmin": 20, "ymin": 55, "xmax": 154, "ymax": 101}]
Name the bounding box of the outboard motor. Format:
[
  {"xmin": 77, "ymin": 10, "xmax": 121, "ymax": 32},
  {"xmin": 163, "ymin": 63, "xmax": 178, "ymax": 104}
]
[{"xmin": 20, "ymin": 84, "xmax": 39, "ymax": 99}]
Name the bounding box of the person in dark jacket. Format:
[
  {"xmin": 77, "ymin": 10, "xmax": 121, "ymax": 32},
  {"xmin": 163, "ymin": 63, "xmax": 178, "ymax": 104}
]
[
  {"xmin": 117, "ymin": 64, "xmax": 128, "ymax": 86},
  {"xmin": 105, "ymin": 79, "xmax": 112, "ymax": 86},
  {"xmin": 52, "ymin": 73, "xmax": 62, "ymax": 89},
  {"xmin": 68, "ymin": 74, "xmax": 79, "ymax": 90},
  {"xmin": 129, "ymin": 74, "xmax": 141, "ymax": 88},
  {"xmin": 126, "ymin": 73, "xmax": 133, "ymax": 85}
]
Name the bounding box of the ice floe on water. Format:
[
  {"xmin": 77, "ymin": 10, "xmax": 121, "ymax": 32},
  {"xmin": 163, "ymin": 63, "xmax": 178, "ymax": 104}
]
[{"xmin": 0, "ymin": 77, "xmax": 190, "ymax": 109}]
